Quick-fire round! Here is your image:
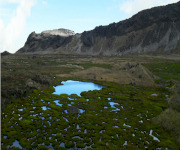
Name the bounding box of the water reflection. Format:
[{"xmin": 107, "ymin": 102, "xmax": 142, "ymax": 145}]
[
  {"xmin": 12, "ymin": 140, "xmax": 22, "ymax": 149},
  {"xmin": 53, "ymin": 80, "xmax": 103, "ymax": 96},
  {"xmin": 53, "ymin": 100, "xmax": 62, "ymax": 107}
]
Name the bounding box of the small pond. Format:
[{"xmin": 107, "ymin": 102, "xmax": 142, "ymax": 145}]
[{"xmin": 53, "ymin": 80, "xmax": 103, "ymax": 96}]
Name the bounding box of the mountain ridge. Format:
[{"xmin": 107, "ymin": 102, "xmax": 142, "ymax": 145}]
[{"xmin": 16, "ymin": 1, "xmax": 180, "ymax": 55}]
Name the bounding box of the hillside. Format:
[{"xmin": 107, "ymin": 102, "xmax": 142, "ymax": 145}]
[{"xmin": 16, "ymin": 1, "xmax": 180, "ymax": 56}]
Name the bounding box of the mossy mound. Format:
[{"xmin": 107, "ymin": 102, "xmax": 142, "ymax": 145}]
[
  {"xmin": 1, "ymin": 79, "xmax": 180, "ymax": 149},
  {"xmin": 168, "ymin": 96, "xmax": 180, "ymax": 112},
  {"xmin": 170, "ymin": 82, "xmax": 180, "ymax": 95}
]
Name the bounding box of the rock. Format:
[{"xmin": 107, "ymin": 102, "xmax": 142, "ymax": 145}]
[
  {"xmin": 42, "ymin": 28, "xmax": 75, "ymax": 37},
  {"xmin": 16, "ymin": 2, "xmax": 180, "ymax": 56},
  {"xmin": 67, "ymin": 106, "xmax": 80, "ymax": 113},
  {"xmin": 1, "ymin": 51, "xmax": 11, "ymax": 56},
  {"xmin": 150, "ymin": 93, "xmax": 159, "ymax": 97}
]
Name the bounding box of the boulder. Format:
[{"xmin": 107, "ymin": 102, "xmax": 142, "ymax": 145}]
[{"xmin": 67, "ymin": 106, "xmax": 80, "ymax": 113}]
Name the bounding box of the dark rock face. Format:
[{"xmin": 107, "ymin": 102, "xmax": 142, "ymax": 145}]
[
  {"xmin": 67, "ymin": 106, "xmax": 80, "ymax": 113},
  {"xmin": 16, "ymin": 2, "xmax": 180, "ymax": 56},
  {"xmin": 1, "ymin": 51, "xmax": 11, "ymax": 56},
  {"xmin": 17, "ymin": 31, "xmax": 73, "ymax": 54}
]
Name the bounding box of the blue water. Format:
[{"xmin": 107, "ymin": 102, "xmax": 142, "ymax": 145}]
[{"xmin": 53, "ymin": 80, "xmax": 103, "ymax": 96}]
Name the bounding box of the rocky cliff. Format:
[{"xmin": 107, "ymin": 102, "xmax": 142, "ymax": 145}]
[{"xmin": 16, "ymin": 1, "xmax": 180, "ymax": 56}]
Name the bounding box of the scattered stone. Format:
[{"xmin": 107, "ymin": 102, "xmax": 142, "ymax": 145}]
[
  {"xmin": 150, "ymin": 93, "xmax": 159, "ymax": 97},
  {"xmin": 67, "ymin": 106, "xmax": 80, "ymax": 113}
]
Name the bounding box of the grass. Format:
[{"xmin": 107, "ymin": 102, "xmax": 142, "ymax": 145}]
[
  {"xmin": 80, "ymin": 63, "xmax": 113, "ymax": 69},
  {"xmin": 143, "ymin": 62, "xmax": 180, "ymax": 82}
]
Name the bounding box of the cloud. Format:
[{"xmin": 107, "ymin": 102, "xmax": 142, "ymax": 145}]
[
  {"xmin": 0, "ymin": 0, "xmax": 36, "ymax": 53},
  {"xmin": 0, "ymin": 8, "xmax": 12, "ymax": 17},
  {"xmin": 120, "ymin": 0, "xmax": 179, "ymax": 17},
  {"xmin": 42, "ymin": 1, "xmax": 47, "ymax": 5}
]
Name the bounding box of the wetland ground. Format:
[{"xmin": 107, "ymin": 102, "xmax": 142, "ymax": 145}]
[{"xmin": 1, "ymin": 54, "xmax": 180, "ymax": 149}]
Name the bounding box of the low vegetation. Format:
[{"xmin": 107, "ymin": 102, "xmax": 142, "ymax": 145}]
[{"xmin": 1, "ymin": 54, "xmax": 180, "ymax": 149}]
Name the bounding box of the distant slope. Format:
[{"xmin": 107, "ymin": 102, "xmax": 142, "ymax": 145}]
[
  {"xmin": 1, "ymin": 51, "xmax": 11, "ymax": 56},
  {"xmin": 16, "ymin": 1, "xmax": 180, "ymax": 56}
]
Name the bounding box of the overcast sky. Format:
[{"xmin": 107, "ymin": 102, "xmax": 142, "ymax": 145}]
[{"xmin": 0, "ymin": 0, "xmax": 179, "ymax": 53}]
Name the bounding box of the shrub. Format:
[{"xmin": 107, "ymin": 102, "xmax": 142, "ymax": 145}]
[
  {"xmin": 168, "ymin": 96, "xmax": 180, "ymax": 112},
  {"xmin": 19, "ymin": 138, "xmax": 29, "ymax": 148},
  {"xmin": 76, "ymin": 142, "xmax": 85, "ymax": 148},
  {"xmin": 155, "ymin": 108, "xmax": 180, "ymax": 144},
  {"xmin": 65, "ymin": 141, "xmax": 75, "ymax": 148},
  {"xmin": 37, "ymin": 144, "xmax": 47, "ymax": 150}
]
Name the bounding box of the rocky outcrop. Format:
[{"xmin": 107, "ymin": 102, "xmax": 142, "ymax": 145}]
[
  {"xmin": 17, "ymin": 29, "xmax": 74, "ymax": 54},
  {"xmin": 42, "ymin": 28, "xmax": 75, "ymax": 37},
  {"xmin": 67, "ymin": 106, "xmax": 80, "ymax": 113},
  {"xmin": 1, "ymin": 51, "xmax": 11, "ymax": 56},
  {"xmin": 16, "ymin": 2, "xmax": 180, "ymax": 56}
]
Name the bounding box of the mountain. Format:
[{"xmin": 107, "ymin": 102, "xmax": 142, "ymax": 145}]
[{"xmin": 16, "ymin": 2, "xmax": 180, "ymax": 56}]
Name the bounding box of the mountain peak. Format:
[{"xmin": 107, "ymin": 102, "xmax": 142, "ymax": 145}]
[{"xmin": 41, "ymin": 28, "xmax": 75, "ymax": 37}]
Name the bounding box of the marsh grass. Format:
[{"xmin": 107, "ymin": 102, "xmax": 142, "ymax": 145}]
[
  {"xmin": 155, "ymin": 108, "xmax": 180, "ymax": 143},
  {"xmin": 1, "ymin": 54, "xmax": 180, "ymax": 149},
  {"xmin": 6, "ymin": 79, "xmax": 175, "ymax": 148},
  {"xmin": 143, "ymin": 62, "xmax": 180, "ymax": 82}
]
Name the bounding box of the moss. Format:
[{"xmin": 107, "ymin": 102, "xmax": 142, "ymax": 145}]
[
  {"xmin": 54, "ymin": 145, "xmax": 66, "ymax": 150},
  {"xmin": 19, "ymin": 138, "xmax": 29, "ymax": 148},
  {"xmin": 65, "ymin": 141, "xmax": 75, "ymax": 148},
  {"xmin": 37, "ymin": 145, "xmax": 47, "ymax": 150},
  {"xmin": 91, "ymin": 144, "xmax": 98, "ymax": 148},
  {"xmin": 2, "ymin": 76, "xmax": 180, "ymax": 149},
  {"xmin": 77, "ymin": 97, "xmax": 86, "ymax": 102},
  {"xmin": 11, "ymin": 147, "xmax": 22, "ymax": 150},
  {"xmin": 97, "ymin": 141, "xmax": 106, "ymax": 147},
  {"xmin": 44, "ymin": 140, "xmax": 50, "ymax": 146},
  {"xmin": 76, "ymin": 142, "xmax": 85, "ymax": 148}
]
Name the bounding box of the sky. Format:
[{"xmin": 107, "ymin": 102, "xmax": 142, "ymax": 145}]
[{"xmin": 0, "ymin": 0, "xmax": 179, "ymax": 53}]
